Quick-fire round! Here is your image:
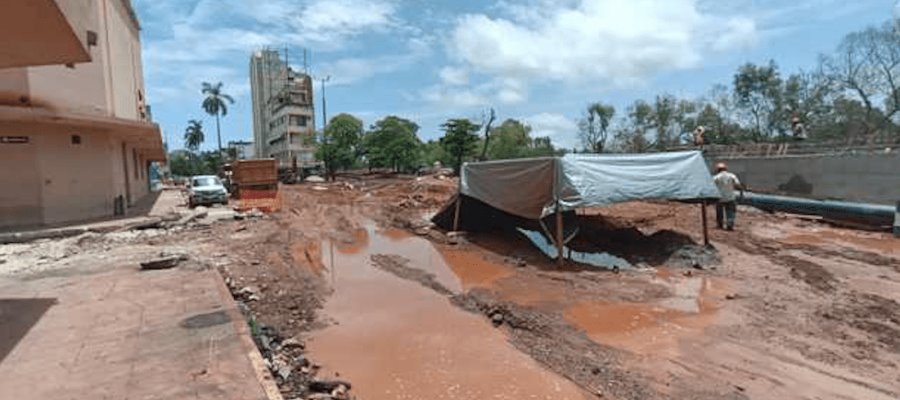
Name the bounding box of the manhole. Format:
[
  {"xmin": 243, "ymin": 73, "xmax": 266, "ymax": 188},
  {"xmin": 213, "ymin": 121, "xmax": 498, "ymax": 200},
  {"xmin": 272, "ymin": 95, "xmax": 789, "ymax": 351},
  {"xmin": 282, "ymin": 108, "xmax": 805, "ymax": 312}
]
[{"xmin": 180, "ymin": 310, "xmax": 231, "ymax": 329}]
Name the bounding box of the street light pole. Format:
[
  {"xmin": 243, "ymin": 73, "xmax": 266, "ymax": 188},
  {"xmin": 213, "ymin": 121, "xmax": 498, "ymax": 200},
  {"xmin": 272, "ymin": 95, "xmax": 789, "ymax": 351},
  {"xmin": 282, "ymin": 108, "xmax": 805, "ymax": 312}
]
[{"xmin": 319, "ymin": 75, "xmax": 330, "ymax": 130}]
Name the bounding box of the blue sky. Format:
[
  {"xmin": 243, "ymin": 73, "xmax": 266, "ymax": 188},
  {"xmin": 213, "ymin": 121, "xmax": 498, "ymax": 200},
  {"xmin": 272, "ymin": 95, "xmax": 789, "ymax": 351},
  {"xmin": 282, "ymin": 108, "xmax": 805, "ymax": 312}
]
[{"xmin": 133, "ymin": 0, "xmax": 894, "ymax": 151}]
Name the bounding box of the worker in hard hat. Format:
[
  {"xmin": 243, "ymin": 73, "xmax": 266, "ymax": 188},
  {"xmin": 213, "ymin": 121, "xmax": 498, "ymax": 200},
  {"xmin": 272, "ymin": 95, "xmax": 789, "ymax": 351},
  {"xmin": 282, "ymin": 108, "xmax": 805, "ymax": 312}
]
[
  {"xmin": 713, "ymin": 162, "xmax": 745, "ymax": 231},
  {"xmin": 693, "ymin": 126, "xmax": 706, "ymax": 147}
]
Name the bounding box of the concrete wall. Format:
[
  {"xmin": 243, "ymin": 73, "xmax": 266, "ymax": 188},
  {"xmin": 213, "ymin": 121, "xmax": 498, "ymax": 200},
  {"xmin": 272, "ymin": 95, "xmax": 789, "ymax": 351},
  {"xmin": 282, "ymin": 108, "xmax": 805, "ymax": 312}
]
[
  {"xmin": 4, "ymin": 0, "xmax": 143, "ymax": 119},
  {"xmin": 712, "ymin": 153, "xmax": 900, "ymax": 205},
  {"xmin": 0, "ymin": 122, "xmax": 149, "ymax": 229}
]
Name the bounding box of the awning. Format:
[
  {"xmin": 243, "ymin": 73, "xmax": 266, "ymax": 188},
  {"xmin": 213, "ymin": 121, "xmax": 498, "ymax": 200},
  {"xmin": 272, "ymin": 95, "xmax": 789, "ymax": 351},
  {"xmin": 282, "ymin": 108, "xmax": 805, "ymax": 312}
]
[
  {"xmin": 0, "ymin": 105, "xmax": 166, "ymax": 161},
  {"xmin": 460, "ymin": 151, "xmax": 720, "ymax": 220},
  {"xmin": 0, "ymin": 0, "xmax": 91, "ymax": 69}
]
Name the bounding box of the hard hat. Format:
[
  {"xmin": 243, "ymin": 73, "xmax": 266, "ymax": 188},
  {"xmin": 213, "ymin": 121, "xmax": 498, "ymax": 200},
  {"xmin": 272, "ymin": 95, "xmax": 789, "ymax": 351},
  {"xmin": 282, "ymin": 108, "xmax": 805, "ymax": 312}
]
[{"xmin": 715, "ymin": 162, "xmax": 727, "ymax": 171}]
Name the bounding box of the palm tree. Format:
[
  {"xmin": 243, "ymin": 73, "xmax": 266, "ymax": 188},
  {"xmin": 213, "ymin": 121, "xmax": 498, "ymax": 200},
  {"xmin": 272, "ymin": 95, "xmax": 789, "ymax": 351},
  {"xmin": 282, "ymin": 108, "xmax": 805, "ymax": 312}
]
[
  {"xmin": 184, "ymin": 119, "xmax": 205, "ymax": 153},
  {"xmin": 201, "ymin": 81, "xmax": 235, "ymax": 154}
]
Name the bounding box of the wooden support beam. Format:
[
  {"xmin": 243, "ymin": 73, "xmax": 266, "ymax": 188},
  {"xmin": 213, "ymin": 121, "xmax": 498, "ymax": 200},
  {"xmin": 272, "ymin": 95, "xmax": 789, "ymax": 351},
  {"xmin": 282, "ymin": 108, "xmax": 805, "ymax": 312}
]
[
  {"xmin": 556, "ymin": 204, "xmax": 564, "ymax": 266},
  {"xmin": 453, "ymin": 195, "xmax": 462, "ymax": 232},
  {"xmin": 701, "ymin": 200, "xmax": 710, "ymax": 246}
]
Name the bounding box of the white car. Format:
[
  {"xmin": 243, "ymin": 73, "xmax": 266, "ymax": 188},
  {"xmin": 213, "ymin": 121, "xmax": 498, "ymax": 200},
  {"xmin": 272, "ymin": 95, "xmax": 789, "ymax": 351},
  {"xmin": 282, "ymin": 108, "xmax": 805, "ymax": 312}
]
[{"xmin": 188, "ymin": 175, "xmax": 228, "ymax": 208}]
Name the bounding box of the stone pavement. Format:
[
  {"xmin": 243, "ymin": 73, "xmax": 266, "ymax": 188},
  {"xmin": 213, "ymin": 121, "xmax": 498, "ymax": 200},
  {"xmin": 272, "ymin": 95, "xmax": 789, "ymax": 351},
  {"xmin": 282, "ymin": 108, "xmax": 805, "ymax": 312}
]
[{"xmin": 0, "ymin": 267, "xmax": 279, "ymax": 400}]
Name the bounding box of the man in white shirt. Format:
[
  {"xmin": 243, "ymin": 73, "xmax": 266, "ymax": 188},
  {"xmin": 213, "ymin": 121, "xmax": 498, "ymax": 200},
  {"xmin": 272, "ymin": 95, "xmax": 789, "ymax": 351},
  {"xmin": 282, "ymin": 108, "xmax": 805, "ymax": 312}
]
[{"xmin": 713, "ymin": 162, "xmax": 745, "ymax": 231}]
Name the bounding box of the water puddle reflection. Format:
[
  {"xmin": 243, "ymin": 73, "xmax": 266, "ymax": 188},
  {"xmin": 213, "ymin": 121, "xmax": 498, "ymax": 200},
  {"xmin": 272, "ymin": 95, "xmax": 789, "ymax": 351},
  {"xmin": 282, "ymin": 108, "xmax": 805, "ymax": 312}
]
[
  {"xmin": 309, "ymin": 224, "xmax": 588, "ymax": 399},
  {"xmin": 518, "ymin": 228, "xmax": 632, "ymax": 269},
  {"xmin": 565, "ymin": 275, "xmax": 723, "ymax": 355}
]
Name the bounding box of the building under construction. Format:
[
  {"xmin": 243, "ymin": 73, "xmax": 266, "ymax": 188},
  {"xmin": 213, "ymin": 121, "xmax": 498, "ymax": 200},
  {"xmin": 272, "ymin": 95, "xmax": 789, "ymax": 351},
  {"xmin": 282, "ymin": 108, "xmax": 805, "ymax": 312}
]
[{"xmin": 249, "ymin": 49, "xmax": 316, "ymax": 167}]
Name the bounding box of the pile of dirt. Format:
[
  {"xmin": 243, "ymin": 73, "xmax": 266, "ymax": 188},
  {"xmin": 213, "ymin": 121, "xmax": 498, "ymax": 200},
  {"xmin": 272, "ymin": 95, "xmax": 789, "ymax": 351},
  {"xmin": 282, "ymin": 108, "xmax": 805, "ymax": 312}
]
[{"xmin": 224, "ymin": 274, "xmax": 354, "ymax": 400}]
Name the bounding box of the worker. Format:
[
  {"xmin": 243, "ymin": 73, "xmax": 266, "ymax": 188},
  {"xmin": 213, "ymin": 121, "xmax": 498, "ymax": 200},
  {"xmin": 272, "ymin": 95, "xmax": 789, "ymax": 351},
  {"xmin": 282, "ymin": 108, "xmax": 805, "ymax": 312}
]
[
  {"xmin": 791, "ymin": 117, "xmax": 808, "ymax": 141},
  {"xmin": 713, "ymin": 162, "xmax": 744, "ymax": 231},
  {"xmin": 693, "ymin": 126, "xmax": 706, "ymax": 147}
]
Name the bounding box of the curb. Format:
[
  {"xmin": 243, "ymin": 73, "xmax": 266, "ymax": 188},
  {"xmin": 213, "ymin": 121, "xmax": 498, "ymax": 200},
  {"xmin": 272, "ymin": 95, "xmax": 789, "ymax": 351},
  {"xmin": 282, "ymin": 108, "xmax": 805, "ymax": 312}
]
[{"xmin": 211, "ymin": 269, "xmax": 285, "ymax": 400}]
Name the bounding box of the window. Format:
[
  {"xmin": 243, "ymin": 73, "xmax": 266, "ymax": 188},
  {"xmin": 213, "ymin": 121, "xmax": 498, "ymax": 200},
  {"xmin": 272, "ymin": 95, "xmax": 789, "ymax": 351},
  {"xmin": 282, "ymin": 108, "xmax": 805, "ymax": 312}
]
[
  {"xmin": 71, "ymin": 135, "xmax": 81, "ymax": 145},
  {"xmin": 289, "ymin": 115, "xmax": 307, "ymax": 127}
]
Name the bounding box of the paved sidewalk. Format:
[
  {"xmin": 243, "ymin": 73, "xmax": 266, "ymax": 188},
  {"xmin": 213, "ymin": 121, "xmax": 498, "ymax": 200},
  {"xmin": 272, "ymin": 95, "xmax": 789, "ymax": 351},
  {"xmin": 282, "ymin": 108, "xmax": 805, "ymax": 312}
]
[
  {"xmin": 0, "ymin": 267, "xmax": 278, "ymax": 400},
  {"xmin": 0, "ymin": 189, "xmax": 235, "ymax": 244}
]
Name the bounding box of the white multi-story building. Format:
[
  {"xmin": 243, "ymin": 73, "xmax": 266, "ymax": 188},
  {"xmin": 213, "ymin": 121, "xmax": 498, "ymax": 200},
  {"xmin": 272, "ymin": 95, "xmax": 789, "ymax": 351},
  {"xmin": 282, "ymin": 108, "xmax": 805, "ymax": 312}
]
[{"xmin": 249, "ymin": 49, "xmax": 316, "ymax": 167}]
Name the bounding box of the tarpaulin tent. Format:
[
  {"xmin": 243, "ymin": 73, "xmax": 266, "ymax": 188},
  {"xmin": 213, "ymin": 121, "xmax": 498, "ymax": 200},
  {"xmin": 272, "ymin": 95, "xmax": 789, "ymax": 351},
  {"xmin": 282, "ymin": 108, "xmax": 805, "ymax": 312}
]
[{"xmin": 449, "ymin": 151, "xmax": 721, "ymax": 264}]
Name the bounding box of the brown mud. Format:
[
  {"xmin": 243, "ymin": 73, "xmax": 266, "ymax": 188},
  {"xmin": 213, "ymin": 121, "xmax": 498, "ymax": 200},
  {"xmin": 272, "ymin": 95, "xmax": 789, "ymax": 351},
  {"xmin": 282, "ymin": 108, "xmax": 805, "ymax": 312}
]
[{"xmin": 201, "ymin": 173, "xmax": 899, "ymax": 400}]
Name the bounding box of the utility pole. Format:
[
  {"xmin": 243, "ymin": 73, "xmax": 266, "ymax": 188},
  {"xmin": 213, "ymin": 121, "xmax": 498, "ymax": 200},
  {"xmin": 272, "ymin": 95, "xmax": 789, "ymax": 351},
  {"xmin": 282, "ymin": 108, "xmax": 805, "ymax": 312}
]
[{"xmin": 319, "ymin": 75, "xmax": 330, "ymax": 130}]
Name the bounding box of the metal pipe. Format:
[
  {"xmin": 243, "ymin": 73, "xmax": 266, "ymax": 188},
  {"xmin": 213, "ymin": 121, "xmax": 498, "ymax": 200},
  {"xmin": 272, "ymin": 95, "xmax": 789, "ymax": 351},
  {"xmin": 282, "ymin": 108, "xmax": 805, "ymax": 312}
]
[{"xmin": 738, "ymin": 192, "xmax": 895, "ymax": 228}]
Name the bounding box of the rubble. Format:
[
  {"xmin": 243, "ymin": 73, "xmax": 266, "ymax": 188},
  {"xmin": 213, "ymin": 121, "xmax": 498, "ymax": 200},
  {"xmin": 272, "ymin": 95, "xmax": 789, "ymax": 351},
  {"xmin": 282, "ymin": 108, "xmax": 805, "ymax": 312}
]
[{"xmin": 140, "ymin": 253, "xmax": 188, "ymax": 270}]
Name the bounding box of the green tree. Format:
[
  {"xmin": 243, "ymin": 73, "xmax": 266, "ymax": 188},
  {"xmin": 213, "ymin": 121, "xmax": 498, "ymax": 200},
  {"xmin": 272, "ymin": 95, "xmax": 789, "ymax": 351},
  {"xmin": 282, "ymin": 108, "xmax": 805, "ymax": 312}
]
[
  {"xmin": 613, "ymin": 100, "xmax": 654, "ymax": 152},
  {"xmin": 821, "ymin": 22, "xmax": 900, "ymax": 138},
  {"xmin": 578, "ymin": 102, "xmax": 615, "ymax": 152},
  {"xmin": 317, "ymin": 113, "xmax": 364, "ymax": 179},
  {"xmin": 488, "ymin": 119, "xmax": 531, "ymax": 159},
  {"xmin": 363, "ymin": 116, "xmax": 422, "ymax": 173},
  {"xmin": 439, "ymin": 118, "xmax": 481, "ymax": 174},
  {"xmin": 183, "ymin": 119, "xmax": 205, "ymax": 153},
  {"xmin": 733, "ymin": 61, "xmax": 783, "ymax": 140},
  {"xmin": 421, "ymin": 139, "xmax": 453, "ymax": 168},
  {"xmin": 201, "ymin": 81, "xmax": 235, "ymax": 154}
]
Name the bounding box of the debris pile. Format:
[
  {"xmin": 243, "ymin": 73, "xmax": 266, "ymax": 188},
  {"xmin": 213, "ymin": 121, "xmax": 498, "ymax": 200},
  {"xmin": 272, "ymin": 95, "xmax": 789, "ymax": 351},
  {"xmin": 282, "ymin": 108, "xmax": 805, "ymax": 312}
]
[{"xmin": 224, "ymin": 275, "xmax": 355, "ymax": 400}]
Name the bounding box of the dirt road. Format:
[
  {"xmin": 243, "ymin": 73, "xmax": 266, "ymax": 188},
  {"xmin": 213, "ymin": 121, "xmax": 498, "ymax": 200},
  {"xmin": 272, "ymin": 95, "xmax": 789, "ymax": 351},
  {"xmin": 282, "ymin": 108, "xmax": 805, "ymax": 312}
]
[
  {"xmin": 209, "ymin": 173, "xmax": 899, "ymax": 400},
  {"xmin": 7, "ymin": 174, "xmax": 896, "ymax": 399}
]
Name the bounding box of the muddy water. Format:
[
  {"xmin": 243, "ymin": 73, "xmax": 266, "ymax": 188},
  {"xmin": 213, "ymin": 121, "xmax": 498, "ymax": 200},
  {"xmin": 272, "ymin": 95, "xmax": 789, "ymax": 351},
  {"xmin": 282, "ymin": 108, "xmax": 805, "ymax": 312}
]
[
  {"xmin": 308, "ymin": 225, "xmax": 588, "ymax": 400},
  {"xmin": 565, "ymin": 273, "xmax": 724, "ymax": 355}
]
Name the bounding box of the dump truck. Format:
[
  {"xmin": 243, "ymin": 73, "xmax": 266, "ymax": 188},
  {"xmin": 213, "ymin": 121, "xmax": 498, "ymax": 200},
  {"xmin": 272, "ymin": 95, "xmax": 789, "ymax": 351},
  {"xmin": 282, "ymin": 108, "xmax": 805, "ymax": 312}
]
[{"xmin": 231, "ymin": 159, "xmax": 280, "ymax": 212}]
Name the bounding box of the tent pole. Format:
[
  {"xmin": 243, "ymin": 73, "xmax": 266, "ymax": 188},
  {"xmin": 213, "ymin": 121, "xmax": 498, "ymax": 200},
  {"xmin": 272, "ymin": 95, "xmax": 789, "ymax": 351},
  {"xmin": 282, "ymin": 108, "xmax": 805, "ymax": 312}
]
[
  {"xmin": 453, "ymin": 195, "xmax": 462, "ymax": 232},
  {"xmin": 556, "ymin": 202, "xmax": 564, "ymax": 266},
  {"xmin": 701, "ymin": 200, "xmax": 710, "ymax": 246}
]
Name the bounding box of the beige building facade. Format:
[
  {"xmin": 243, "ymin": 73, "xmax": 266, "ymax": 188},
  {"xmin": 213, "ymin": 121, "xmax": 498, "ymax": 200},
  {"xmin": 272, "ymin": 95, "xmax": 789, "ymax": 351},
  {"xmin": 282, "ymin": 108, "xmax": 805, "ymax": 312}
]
[{"xmin": 0, "ymin": 0, "xmax": 164, "ymax": 230}]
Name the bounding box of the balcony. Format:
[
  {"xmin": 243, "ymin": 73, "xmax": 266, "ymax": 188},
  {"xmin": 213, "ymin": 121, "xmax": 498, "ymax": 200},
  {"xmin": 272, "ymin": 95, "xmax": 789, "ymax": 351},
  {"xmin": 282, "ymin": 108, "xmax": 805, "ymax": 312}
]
[{"xmin": 0, "ymin": 0, "xmax": 92, "ymax": 69}]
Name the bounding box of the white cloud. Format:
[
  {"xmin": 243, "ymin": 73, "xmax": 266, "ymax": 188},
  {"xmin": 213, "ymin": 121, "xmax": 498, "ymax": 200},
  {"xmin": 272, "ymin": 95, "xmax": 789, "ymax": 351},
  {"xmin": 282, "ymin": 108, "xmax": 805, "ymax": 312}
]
[
  {"xmin": 522, "ymin": 113, "xmax": 578, "ymax": 149},
  {"xmin": 440, "ymin": 0, "xmax": 760, "ymax": 103},
  {"xmin": 422, "ymin": 76, "xmax": 528, "ymax": 108},
  {"xmin": 712, "ymin": 17, "xmax": 758, "ymax": 51},
  {"xmin": 320, "ymin": 38, "xmax": 433, "ymax": 85},
  {"xmin": 294, "ymin": 0, "xmax": 397, "ymax": 44},
  {"xmin": 439, "ymin": 67, "xmax": 469, "ymax": 86}
]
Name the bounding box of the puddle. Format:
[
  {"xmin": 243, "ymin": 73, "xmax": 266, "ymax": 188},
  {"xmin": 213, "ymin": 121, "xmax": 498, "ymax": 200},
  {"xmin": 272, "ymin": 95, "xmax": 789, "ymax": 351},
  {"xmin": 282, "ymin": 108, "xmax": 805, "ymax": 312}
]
[
  {"xmin": 309, "ymin": 224, "xmax": 587, "ymax": 399},
  {"xmin": 518, "ymin": 228, "xmax": 632, "ymax": 269},
  {"xmin": 438, "ymin": 249, "xmax": 513, "ymax": 290},
  {"xmin": 565, "ymin": 276, "xmax": 723, "ymax": 355},
  {"xmin": 180, "ymin": 310, "xmax": 230, "ymax": 329}
]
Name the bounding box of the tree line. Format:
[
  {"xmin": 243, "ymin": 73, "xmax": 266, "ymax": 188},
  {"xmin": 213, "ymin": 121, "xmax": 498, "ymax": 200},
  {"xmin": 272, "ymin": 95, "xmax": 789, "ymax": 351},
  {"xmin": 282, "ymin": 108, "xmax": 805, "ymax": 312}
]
[
  {"xmin": 171, "ymin": 20, "xmax": 897, "ymax": 177},
  {"xmin": 585, "ymin": 21, "xmax": 899, "ymax": 153},
  {"xmin": 317, "ymin": 112, "xmax": 561, "ymax": 178}
]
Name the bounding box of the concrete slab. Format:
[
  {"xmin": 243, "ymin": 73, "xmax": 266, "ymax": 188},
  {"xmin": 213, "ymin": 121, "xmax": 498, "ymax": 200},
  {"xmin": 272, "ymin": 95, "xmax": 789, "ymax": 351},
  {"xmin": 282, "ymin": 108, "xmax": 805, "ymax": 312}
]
[{"xmin": 0, "ymin": 267, "xmax": 279, "ymax": 400}]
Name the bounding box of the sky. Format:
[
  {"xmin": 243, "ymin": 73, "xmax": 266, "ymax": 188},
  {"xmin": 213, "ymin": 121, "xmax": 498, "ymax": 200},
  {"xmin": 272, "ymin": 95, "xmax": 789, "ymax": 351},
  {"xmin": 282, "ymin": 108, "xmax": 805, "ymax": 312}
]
[{"xmin": 132, "ymin": 0, "xmax": 895, "ymax": 151}]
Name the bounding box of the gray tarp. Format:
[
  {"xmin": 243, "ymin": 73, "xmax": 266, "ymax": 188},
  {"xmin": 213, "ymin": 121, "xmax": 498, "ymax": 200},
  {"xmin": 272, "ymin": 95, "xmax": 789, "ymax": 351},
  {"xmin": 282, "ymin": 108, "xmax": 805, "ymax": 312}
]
[{"xmin": 460, "ymin": 151, "xmax": 720, "ymax": 220}]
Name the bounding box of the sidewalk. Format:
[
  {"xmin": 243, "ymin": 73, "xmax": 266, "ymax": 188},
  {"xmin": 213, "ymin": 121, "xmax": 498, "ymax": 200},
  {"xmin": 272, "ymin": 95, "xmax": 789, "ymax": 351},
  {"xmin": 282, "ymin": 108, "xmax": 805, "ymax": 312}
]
[
  {"xmin": 0, "ymin": 189, "xmax": 235, "ymax": 244},
  {"xmin": 0, "ymin": 267, "xmax": 279, "ymax": 400}
]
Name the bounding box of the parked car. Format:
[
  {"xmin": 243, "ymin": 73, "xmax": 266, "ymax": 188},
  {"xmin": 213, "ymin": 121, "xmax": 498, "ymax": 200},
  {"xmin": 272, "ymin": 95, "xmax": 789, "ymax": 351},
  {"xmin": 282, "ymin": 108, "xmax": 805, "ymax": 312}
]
[{"xmin": 188, "ymin": 175, "xmax": 228, "ymax": 208}]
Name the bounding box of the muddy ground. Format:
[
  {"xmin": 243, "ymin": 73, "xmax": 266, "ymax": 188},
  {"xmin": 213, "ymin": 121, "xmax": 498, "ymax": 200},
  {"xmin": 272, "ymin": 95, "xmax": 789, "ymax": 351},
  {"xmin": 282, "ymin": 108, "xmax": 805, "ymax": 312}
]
[{"xmin": 3, "ymin": 173, "xmax": 898, "ymax": 400}]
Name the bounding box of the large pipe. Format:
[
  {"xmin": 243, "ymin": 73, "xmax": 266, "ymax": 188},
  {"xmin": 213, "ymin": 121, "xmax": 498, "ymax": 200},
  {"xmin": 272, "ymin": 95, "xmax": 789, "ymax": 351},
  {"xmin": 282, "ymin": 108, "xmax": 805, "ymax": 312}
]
[{"xmin": 738, "ymin": 192, "xmax": 895, "ymax": 228}]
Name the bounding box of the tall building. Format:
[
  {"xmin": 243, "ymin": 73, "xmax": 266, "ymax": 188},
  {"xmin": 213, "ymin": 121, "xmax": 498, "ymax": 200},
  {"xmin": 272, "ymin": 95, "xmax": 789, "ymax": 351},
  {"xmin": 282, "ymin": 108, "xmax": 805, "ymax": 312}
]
[
  {"xmin": 249, "ymin": 49, "xmax": 316, "ymax": 166},
  {"xmin": 0, "ymin": 0, "xmax": 165, "ymax": 229}
]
